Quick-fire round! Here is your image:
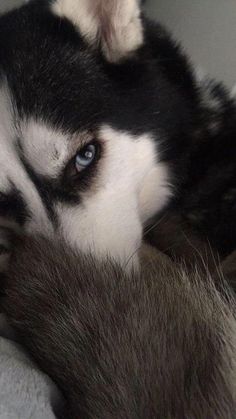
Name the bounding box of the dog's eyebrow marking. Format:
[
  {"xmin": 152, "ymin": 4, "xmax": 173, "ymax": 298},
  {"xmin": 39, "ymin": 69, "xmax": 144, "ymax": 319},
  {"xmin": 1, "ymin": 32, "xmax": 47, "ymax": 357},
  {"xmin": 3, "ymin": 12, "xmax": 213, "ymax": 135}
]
[
  {"xmin": 0, "ymin": 186, "xmax": 29, "ymax": 226},
  {"xmin": 19, "ymin": 156, "xmax": 59, "ymax": 228},
  {"xmin": 19, "ymin": 120, "xmax": 70, "ymax": 179}
]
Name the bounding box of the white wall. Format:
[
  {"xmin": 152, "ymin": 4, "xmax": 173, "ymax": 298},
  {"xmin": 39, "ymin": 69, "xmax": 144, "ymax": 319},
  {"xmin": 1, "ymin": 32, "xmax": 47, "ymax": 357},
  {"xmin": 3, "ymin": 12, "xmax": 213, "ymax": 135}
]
[
  {"xmin": 145, "ymin": 0, "xmax": 236, "ymax": 88},
  {"xmin": 0, "ymin": 0, "xmax": 24, "ymax": 12}
]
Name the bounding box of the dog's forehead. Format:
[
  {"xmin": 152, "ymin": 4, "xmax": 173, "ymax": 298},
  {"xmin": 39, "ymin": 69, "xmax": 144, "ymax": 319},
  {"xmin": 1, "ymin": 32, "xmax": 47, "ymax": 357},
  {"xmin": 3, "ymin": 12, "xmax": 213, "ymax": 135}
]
[{"xmin": 0, "ymin": 3, "xmax": 110, "ymax": 132}]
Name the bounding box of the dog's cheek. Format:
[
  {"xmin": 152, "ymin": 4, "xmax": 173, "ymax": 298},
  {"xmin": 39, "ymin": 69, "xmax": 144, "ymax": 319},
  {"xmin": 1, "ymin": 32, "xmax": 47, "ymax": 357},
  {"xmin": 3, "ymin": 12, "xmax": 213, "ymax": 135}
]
[
  {"xmin": 138, "ymin": 164, "xmax": 172, "ymax": 224},
  {"xmin": 56, "ymin": 196, "xmax": 142, "ymax": 269}
]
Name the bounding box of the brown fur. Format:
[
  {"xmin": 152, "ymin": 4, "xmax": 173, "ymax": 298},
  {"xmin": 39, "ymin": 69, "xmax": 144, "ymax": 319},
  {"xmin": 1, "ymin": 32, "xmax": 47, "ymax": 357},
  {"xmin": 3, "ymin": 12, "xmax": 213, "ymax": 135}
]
[
  {"xmin": 2, "ymin": 236, "xmax": 236, "ymax": 419},
  {"xmin": 146, "ymin": 212, "xmax": 236, "ymax": 293},
  {"xmin": 147, "ymin": 213, "xmax": 218, "ymax": 270}
]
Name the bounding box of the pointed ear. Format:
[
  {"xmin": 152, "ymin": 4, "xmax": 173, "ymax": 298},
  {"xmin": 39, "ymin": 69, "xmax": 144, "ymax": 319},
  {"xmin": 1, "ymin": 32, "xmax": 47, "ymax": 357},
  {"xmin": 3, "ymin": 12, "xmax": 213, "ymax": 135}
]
[{"xmin": 52, "ymin": 0, "xmax": 144, "ymax": 62}]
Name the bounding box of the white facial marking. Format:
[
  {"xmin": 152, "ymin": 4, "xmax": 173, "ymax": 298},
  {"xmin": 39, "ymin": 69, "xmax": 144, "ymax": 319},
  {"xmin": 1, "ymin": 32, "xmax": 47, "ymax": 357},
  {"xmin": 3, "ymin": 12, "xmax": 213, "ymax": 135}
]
[
  {"xmin": 20, "ymin": 121, "xmax": 70, "ymax": 178},
  {"xmin": 0, "ymin": 87, "xmax": 53, "ymax": 235},
  {"xmin": 57, "ymin": 126, "xmax": 171, "ymax": 266},
  {"xmin": 52, "ymin": 0, "xmax": 143, "ymax": 62},
  {"xmin": 139, "ymin": 163, "xmax": 172, "ymax": 224}
]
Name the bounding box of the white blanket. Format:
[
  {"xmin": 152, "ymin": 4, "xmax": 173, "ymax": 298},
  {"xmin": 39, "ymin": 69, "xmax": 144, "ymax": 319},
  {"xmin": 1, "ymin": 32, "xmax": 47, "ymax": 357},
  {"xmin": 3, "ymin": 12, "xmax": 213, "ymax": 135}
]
[{"xmin": 0, "ymin": 315, "xmax": 64, "ymax": 419}]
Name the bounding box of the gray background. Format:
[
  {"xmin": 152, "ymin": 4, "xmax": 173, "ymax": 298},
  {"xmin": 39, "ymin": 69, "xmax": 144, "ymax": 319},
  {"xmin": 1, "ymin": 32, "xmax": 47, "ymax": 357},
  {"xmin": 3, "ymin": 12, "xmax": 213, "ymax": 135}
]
[
  {"xmin": 1, "ymin": 0, "xmax": 236, "ymax": 88},
  {"xmin": 145, "ymin": 0, "xmax": 236, "ymax": 88},
  {"xmin": 0, "ymin": 0, "xmax": 23, "ymax": 12}
]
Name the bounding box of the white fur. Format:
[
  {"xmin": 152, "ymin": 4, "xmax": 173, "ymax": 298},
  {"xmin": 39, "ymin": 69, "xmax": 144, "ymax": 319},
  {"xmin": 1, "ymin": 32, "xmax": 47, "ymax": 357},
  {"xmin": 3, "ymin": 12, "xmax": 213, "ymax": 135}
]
[
  {"xmin": 52, "ymin": 0, "xmax": 98, "ymax": 42},
  {"xmin": 57, "ymin": 126, "xmax": 171, "ymax": 265},
  {"xmin": 0, "ymin": 87, "xmax": 53, "ymax": 235},
  {"xmin": 20, "ymin": 121, "xmax": 70, "ymax": 178},
  {"xmin": 52, "ymin": 0, "xmax": 144, "ymax": 62},
  {"xmin": 139, "ymin": 164, "xmax": 172, "ymax": 224}
]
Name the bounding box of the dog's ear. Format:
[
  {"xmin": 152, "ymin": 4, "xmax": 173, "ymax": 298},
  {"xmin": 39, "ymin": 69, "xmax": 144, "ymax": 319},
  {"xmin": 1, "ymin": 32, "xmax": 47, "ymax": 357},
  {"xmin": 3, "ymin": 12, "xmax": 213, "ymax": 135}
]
[{"xmin": 52, "ymin": 0, "xmax": 144, "ymax": 62}]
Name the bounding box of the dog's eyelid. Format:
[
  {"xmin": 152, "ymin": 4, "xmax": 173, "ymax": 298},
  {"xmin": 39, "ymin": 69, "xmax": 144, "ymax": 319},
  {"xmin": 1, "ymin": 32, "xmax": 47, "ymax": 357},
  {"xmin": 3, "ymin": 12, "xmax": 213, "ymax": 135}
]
[{"xmin": 62, "ymin": 138, "xmax": 102, "ymax": 183}]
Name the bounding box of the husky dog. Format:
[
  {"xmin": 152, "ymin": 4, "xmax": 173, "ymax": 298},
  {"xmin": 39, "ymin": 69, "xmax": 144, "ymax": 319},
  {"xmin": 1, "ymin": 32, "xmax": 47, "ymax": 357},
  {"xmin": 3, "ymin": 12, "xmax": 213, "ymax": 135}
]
[
  {"xmin": 0, "ymin": 0, "xmax": 236, "ymax": 418},
  {"xmin": 0, "ymin": 1, "xmax": 235, "ymax": 271},
  {"xmin": 0, "ymin": 0, "xmax": 201, "ymax": 269}
]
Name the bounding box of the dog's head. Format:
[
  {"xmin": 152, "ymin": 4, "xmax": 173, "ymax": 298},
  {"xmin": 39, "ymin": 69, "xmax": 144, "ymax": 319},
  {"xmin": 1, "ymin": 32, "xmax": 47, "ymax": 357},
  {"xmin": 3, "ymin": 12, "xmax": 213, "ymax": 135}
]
[{"xmin": 0, "ymin": 0, "xmax": 197, "ymax": 265}]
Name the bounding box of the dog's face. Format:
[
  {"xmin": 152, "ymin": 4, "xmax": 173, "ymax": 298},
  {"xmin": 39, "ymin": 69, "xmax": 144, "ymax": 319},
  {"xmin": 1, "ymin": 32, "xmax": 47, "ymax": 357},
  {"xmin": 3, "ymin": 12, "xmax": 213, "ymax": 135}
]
[{"xmin": 0, "ymin": 0, "xmax": 195, "ymax": 265}]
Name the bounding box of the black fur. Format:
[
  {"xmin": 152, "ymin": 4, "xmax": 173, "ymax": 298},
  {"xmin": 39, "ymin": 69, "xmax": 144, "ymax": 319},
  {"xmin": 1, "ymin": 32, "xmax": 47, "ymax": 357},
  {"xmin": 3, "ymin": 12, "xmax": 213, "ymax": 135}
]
[
  {"xmin": 177, "ymin": 80, "xmax": 236, "ymax": 257},
  {"xmin": 0, "ymin": 186, "xmax": 29, "ymax": 226},
  {"xmin": 147, "ymin": 79, "xmax": 236, "ymax": 264}
]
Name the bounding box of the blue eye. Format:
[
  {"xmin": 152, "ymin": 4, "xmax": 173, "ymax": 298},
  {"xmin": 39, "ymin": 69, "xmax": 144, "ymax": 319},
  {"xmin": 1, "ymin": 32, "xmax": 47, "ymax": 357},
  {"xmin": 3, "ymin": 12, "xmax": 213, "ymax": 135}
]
[{"xmin": 75, "ymin": 143, "xmax": 97, "ymax": 172}]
